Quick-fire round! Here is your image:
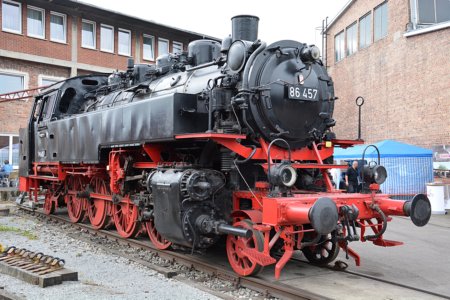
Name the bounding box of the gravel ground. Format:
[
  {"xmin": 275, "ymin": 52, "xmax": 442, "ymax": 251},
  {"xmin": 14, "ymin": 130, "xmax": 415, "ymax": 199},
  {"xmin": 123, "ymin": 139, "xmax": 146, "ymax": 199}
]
[
  {"xmin": 0, "ymin": 203, "xmax": 270, "ymax": 300},
  {"xmin": 0, "ymin": 208, "xmax": 220, "ymax": 300}
]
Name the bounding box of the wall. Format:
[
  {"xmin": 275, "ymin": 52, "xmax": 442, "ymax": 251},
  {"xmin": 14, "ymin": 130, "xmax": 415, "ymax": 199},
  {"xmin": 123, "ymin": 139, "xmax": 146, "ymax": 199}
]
[{"xmin": 326, "ymin": 0, "xmax": 450, "ymax": 149}]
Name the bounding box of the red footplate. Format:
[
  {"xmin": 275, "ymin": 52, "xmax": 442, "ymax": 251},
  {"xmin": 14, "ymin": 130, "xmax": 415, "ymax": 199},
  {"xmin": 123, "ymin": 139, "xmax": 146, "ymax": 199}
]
[{"xmin": 241, "ymin": 248, "xmax": 276, "ymax": 266}]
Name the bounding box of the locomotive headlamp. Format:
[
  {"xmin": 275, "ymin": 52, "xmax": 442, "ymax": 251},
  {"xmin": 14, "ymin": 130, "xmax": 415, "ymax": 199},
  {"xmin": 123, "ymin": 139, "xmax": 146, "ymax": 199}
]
[
  {"xmin": 226, "ymin": 40, "xmax": 249, "ymax": 73},
  {"xmin": 269, "ymin": 162, "xmax": 298, "ymax": 187},
  {"xmin": 363, "ymin": 164, "xmax": 387, "ymax": 185},
  {"xmin": 300, "ymin": 45, "xmax": 321, "ymax": 63},
  {"xmin": 310, "ymin": 46, "xmax": 320, "ymax": 60}
]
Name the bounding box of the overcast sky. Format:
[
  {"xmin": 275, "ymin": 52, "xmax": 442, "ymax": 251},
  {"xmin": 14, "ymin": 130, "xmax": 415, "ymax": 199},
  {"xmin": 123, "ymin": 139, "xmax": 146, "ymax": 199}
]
[{"xmin": 80, "ymin": 0, "xmax": 348, "ymax": 46}]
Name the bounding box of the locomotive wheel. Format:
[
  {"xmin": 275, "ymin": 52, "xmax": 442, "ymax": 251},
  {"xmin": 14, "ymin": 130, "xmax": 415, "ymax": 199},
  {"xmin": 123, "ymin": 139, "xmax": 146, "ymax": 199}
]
[
  {"xmin": 87, "ymin": 177, "xmax": 111, "ymax": 230},
  {"xmin": 112, "ymin": 199, "xmax": 140, "ymax": 238},
  {"xmin": 145, "ymin": 218, "xmax": 172, "ymax": 250},
  {"xmin": 302, "ymin": 231, "xmax": 340, "ymax": 266},
  {"xmin": 226, "ymin": 220, "xmax": 265, "ymax": 276},
  {"xmin": 65, "ymin": 176, "xmax": 86, "ymax": 223},
  {"xmin": 43, "ymin": 192, "xmax": 55, "ymax": 215}
]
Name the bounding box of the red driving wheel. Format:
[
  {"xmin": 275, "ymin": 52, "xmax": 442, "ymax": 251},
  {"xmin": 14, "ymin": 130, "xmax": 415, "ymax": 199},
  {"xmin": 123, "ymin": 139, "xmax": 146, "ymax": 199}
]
[
  {"xmin": 145, "ymin": 217, "xmax": 172, "ymax": 250},
  {"xmin": 65, "ymin": 176, "xmax": 86, "ymax": 223},
  {"xmin": 87, "ymin": 177, "xmax": 111, "ymax": 229},
  {"xmin": 226, "ymin": 220, "xmax": 264, "ymax": 276},
  {"xmin": 112, "ymin": 198, "xmax": 140, "ymax": 238},
  {"xmin": 43, "ymin": 192, "xmax": 55, "ymax": 215}
]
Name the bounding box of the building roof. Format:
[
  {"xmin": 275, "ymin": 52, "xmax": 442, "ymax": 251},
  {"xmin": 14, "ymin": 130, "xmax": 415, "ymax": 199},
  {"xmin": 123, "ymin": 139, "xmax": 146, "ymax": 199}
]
[
  {"xmin": 334, "ymin": 140, "xmax": 433, "ymax": 158},
  {"xmin": 325, "ymin": 0, "xmax": 355, "ymax": 32},
  {"xmin": 63, "ymin": 0, "xmax": 220, "ymax": 41}
]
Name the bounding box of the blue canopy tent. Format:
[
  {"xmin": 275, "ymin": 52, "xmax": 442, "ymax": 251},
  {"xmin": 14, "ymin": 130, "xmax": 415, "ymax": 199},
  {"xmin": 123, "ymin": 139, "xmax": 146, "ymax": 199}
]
[{"xmin": 333, "ymin": 140, "xmax": 433, "ymax": 196}]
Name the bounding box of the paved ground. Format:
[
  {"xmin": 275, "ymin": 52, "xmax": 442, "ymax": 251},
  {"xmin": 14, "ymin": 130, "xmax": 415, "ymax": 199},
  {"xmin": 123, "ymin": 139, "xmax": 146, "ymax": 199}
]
[{"xmin": 345, "ymin": 214, "xmax": 450, "ymax": 297}]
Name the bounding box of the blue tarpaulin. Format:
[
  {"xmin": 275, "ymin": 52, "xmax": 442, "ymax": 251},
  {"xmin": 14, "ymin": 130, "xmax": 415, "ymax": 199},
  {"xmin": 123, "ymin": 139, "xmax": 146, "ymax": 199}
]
[
  {"xmin": 334, "ymin": 140, "xmax": 432, "ymax": 158},
  {"xmin": 333, "ymin": 140, "xmax": 433, "ymax": 196}
]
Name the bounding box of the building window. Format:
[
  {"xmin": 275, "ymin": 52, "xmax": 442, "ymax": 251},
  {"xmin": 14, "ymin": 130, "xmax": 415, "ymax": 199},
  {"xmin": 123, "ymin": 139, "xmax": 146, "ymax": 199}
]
[
  {"xmin": 81, "ymin": 20, "xmax": 96, "ymax": 49},
  {"xmin": 0, "ymin": 135, "xmax": 19, "ymax": 168},
  {"xmin": 158, "ymin": 38, "xmax": 169, "ymax": 56},
  {"xmin": 118, "ymin": 28, "xmax": 131, "ymax": 56},
  {"xmin": 2, "ymin": 0, "xmax": 22, "ymax": 34},
  {"xmin": 143, "ymin": 34, "xmax": 155, "ymax": 61},
  {"xmin": 50, "ymin": 12, "xmax": 66, "ymax": 43},
  {"xmin": 417, "ymin": 0, "xmax": 450, "ymax": 24},
  {"xmin": 359, "ymin": 12, "xmax": 371, "ymax": 49},
  {"xmin": 0, "ymin": 72, "xmax": 24, "ymax": 94},
  {"xmin": 41, "ymin": 79, "xmax": 58, "ymax": 86},
  {"xmin": 346, "ymin": 22, "xmax": 357, "ymax": 56},
  {"xmin": 334, "ymin": 31, "xmax": 345, "ymax": 62},
  {"xmin": 173, "ymin": 41, "xmax": 183, "ymax": 54},
  {"xmin": 39, "ymin": 75, "xmax": 65, "ymax": 87},
  {"xmin": 100, "ymin": 24, "xmax": 114, "ymax": 53},
  {"xmin": 27, "ymin": 6, "xmax": 45, "ymax": 39},
  {"xmin": 374, "ymin": 2, "xmax": 388, "ymax": 41}
]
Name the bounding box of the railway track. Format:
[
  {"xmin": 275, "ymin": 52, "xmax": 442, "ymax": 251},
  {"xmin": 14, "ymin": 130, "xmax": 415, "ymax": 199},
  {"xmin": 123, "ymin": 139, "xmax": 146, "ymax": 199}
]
[
  {"xmin": 14, "ymin": 205, "xmax": 450, "ymax": 300},
  {"xmin": 15, "ymin": 205, "xmax": 327, "ymax": 300}
]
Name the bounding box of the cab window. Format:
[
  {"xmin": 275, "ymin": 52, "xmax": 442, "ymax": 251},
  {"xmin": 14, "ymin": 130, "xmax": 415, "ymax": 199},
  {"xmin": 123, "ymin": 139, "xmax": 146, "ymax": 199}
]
[{"xmin": 34, "ymin": 92, "xmax": 57, "ymax": 123}]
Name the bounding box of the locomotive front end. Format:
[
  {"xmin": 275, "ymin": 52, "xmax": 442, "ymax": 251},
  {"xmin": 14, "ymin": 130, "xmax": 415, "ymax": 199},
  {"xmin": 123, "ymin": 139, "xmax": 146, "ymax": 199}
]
[
  {"xmin": 225, "ymin": 15, "xmax": 336, "ymax": 149},
  {"xmin": 214, "ymin": 15, "xmax": 431, "ymax": 279}
]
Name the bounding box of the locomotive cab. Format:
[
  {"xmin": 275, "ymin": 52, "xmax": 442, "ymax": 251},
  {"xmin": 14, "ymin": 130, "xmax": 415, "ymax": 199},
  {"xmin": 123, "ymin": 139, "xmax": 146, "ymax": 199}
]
[{"xmin": 20, "ymin": 75, "xmax": 108, "ymax": 172}]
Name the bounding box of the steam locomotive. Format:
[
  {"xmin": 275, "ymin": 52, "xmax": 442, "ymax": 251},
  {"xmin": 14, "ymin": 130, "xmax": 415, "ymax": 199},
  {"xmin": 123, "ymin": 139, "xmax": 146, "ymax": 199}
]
[{"xmin": 18, "ymin": 16, "xmax": 431, "ymax": 278}]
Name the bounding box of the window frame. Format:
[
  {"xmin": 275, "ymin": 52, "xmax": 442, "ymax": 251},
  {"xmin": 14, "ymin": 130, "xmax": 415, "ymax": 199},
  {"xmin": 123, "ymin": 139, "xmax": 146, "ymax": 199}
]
[
  {"xmin": 346, "ymin": 22, "xmax": 358, "ymax": 56},
  {"xmin": 0, "ymin": 69, "xmax": 29, "ymax": 95},
  {"xmin": 415, "ymin": 0, "xmax": 450, "ymax": 25},
  {"xmin": 27, "ymin": 5, "xmax": 45, "ymax": 39},
  {"xmin": 118, "ymin": 28, "xmax": 131, "ymax": 56},
  {"xmin": 359, "ymin": 12, "xmax": 372, "ymax": 49},
  {"xmin": 0, "ymin": 134, "xmax": 20, "ymax": 169},
  {"xmin": 100, "ymin": 23, "xmax": 115, "ymax": 53},
  {"xmin": 2, "ymin": 0, "xmax": 22, "ymax": 35},
  {"xmin": 50, "ymin": 11, "xmax": 67, "ymax": 43},
  {"xmin": 417, "ymin": 0, "xmax": 435, "ymax": 24},
  {"xmin": 81, "ymin": 19, "xmax": 96, "ymax": 49},
  {"xmin": 334, "ymin": 30, "xmax": 345, "ymax": 63},
  {"xmin": 38, "ymin": 75, "xmax": 65, "ymax": 87},
  {"xmin": 158, "ymin": 37, "xmax": 169, "ymax": 56},
  {"xmin": 374, "ymin": 1, "xmax": 388, "ymax": 41},
  {"xmin": 172, "ymin": 41, "xmax": 183, "ymax": 54},
  {"xmin": 142, "ymin": 34, "xmax": 155, "ymax": 61}
]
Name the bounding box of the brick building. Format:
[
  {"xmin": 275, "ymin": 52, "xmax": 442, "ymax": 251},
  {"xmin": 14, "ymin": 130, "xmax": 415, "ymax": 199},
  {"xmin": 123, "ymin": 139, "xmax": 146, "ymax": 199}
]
[
  {"xmin": 0, "ymin": 0, "xmax": 215, "ymax": 167},
  {"xmin": 325, "ymin": 0, "xmax": 449, "ymax": 150}
]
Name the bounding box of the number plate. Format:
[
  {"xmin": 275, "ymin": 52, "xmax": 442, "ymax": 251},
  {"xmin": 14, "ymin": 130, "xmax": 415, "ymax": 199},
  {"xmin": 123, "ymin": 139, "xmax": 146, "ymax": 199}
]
[{"xmin": 287, "ymin": 85, "xmax": 318, "ymax": 101}]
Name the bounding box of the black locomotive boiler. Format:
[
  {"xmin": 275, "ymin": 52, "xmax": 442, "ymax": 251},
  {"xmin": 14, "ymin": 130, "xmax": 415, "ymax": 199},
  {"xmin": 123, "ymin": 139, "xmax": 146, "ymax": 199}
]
[{"xmin": 19, "ymin": 15, "xmax": 431, "ymax": 278}]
